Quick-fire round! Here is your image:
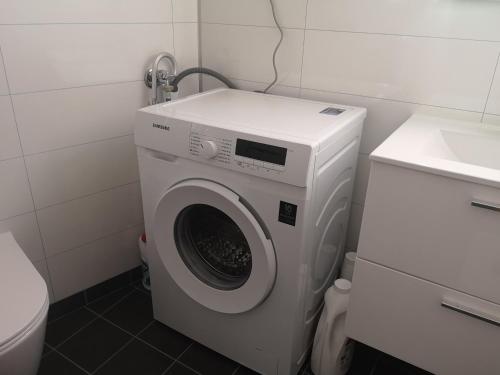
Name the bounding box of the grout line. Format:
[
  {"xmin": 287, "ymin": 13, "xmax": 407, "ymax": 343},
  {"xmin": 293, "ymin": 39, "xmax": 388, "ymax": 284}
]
[
  {"xmin": 92, "ymin": 310, "xmax": 210, "ymax": 375},
  {"xmin": 202, "ymin": 21, "xmax": 303, "ymax": 31},
  {"xmin": 85, "ymin": 286, "xmax": 136, "ymax": 312},
  {"xmin": 160, "ymin": 342, "xmax": 196, "ymax": 375},
  {"xmin": 0, "ymin": 44, "xmax": 58, "ymax": 300},
  {"xmin": 52, "ymin": 315, "xmax": 100, "ymax": 349},
  {"xmin": 10, "ymin": 79, "xmax": 143, "ymax": 96},
  {"xmin": 209, "ymin": 73, "xmax": 485, "ymax": 115},
  {"xmin": 50, "ymin": 347, "xmax": 93, "ymax": 375},
  {"xmin": 36, "ymin": 179, "xmax": 140, "ymax": 212},
  {"xmin": 46, "ymin": 285, "xmax": 136, "ymax": 352},
  {"xmin": 47, "ymin": 284, "xmax": 134, "ymax": 328},
  {"xmin": 90, "ymin": 335, "xmax": 136, "ymax": 374},
  {"xmin": 0, "ymin": 22, "xmax": 173, "ymax": 26},
  {"xmin": 170, "ymin": 0, "xmax": 177, "ymax": 57},
  {"xmin": 44, "ymin": 222, "xmax": 144, "ymax": 261},
  {"xmin": 298, "ymin": 0, "xmax": 310, "ymax": 98},
  {"xmin": 197, "ymin": 0, "xmax": 203, "ymax": 92},
  {"xmin": 298, "ymin": 86, "xmax": 485, "ymax": 114},
  {"xmin": 89, "ymin": 320, "xmax": 156, "ymax": 374},
  {"xmin": 21, "ymin": 133, "xmax": 134, "ymax": 158},
  {"xmin": 231, "ymin": 365, "xmax": 241, "ymax": 375},
  {"xmin": 201, "ymin": 21, "xmax": 500, "ymax": 43},
  {"xmin": 0, "ymin": 207, "xmax": 37, "ymax": 223},
  {"xmin": 481, "ymin": 51, "xmax": 500, "ymax": 122},
  {"xmin": 304, "ymin": 27, "xmax": 500, "ymax": 43}
]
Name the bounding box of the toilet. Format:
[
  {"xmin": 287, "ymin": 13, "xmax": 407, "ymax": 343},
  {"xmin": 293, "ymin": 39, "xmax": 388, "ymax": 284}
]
[{"xmin": 0, "ymin": 232, "xmax": 49, "ymax": 375}]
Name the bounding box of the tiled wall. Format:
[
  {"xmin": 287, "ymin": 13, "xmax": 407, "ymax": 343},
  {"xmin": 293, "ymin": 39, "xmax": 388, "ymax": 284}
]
[
  {"xmin": 0, "ymin": 0, "xmax": 199, "ymax": 302},
  {"xmin": 199, "ymin": 0, "xmax": 500, "ymax": 251}
]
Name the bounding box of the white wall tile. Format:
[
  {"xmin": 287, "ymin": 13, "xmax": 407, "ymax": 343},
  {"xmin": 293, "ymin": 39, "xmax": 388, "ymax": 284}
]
[
  {"xmin": 13, "ymin": 82, "xmax": 148, "ymax": 155},
  {"xmin": 37, "ymin": 182, "xmax": 143, "ymax": 256},
  {"xmin": 203, "ymin": 75, "xmax": 300, "ymax": 97},
  {"xmin": 300, "ymin": 88, "xmax": 483, "ymax": 154},
  {"xmin": 26, "ymin": 136, "xmax": 139, "ymax": 209},
  {"xmin": 0, "ymin": 158, "xmax": 33, "ymax": 220},
  {"xmin": 483, "ymin": 114, "xmax": 500, "ymax": 128},
  {"xmin": 0, "ymin": 24, "xmax": 174, "ymax": 93},
  {"xmin": 173, "ymin": 0, "xmax": 198, "ymax": 23},
  {"xmin": 47, "ymin": 225, "xmax": 142, "ymax": 301},
  {"xmin": 33, "ymin": 259, "xmax": 54, "ymax": 302},
  {"xmin": 201, "ymin": 0, "xmax": 307, "ymax": 29},
  {"xmin": 0, "ymin": 96, "xmax": 22, "ymax": 160},
  {"xmin": 202, "ymin": 23, "xmax": 303, "ymax": 87},
  {"xmin": 307, "ymin": 0, "xmax": 500, "ymax": 41},
  {"xmin": 173, "ymin": 22, "xmax": 200, "ymax": 97},
  {"xmin": 346, "ymin": 202, "xmax": 363, "ymax": 251},
  {"xmin": 352, "ymin": 154, "xmax": 370, "ymax": 205},
  {"xmin": 174, "ymin": 22, "xmax": 199, "ymax": 69},
  {"xmin": 0, "ymin": 212, "xmax": 44, "ymax": 262},
  {"xmin": 0, "ymin": 55, "xmax": 8, "ymax": 95},
  {"xmin": 301, "ymin": 30, "xmax": 499, "ymax": 112},
  {"xmin": 486, "ymin": 61, "xmax": 500, "ymax": 115},
  {"xmin": 0, "ymin": 0, "xmax": 172, "ymax": 24}
]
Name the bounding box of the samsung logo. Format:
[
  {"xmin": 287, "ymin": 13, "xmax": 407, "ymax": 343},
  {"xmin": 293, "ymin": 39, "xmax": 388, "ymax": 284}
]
[{"xmin": 152, "ymin": 123, "xmax": 170, "ymax": 131}]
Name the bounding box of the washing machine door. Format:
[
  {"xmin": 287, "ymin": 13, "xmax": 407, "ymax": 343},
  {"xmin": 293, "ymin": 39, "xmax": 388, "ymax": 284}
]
[{"xmin": 153, "ymin": 179, "xmax": 276, "ymax": 314}]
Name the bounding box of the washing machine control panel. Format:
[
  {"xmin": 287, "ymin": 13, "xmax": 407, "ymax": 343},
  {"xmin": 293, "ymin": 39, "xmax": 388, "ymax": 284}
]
[
  {"xmin": 186, "ymin": 123, "xmax": 312, "ymax": 186},
  {"xmin": 189, "ymin": 129, "xmax": 287, "ymax": 173},
  {"xmin": 189, "ymin": 131, "xmax": 232, "ymax": 164}
]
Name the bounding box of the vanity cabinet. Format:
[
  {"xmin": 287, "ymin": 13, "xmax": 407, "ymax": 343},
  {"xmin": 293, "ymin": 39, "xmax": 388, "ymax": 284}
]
[{"xmin": 346, "ymin": 160, "xmax": 500, "ymax": 375}]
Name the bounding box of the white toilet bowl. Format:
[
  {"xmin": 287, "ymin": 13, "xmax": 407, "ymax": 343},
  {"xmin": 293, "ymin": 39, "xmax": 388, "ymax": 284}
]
[{"xmin": 0, "ymin": 232, "xmax": 49, "ymax": 375}]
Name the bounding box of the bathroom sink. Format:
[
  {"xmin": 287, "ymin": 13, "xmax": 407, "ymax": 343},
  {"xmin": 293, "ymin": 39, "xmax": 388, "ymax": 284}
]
[{"xmin": 371, "ymin": 114, "xmax": 500, "ymax": 188}]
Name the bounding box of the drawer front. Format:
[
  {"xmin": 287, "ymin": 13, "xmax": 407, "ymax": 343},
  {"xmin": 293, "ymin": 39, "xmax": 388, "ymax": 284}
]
[
  {"xmin": 346, "ymin": 259, "xmax": 500, "ymax": 375},
  {"xmin": 358, "ymin": 162, "xmax": 500, "ymax": 304}
]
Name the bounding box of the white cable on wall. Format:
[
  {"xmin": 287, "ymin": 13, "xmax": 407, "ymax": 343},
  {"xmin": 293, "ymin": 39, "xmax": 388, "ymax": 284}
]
[{"xmin": 263, "ymin": 0, "xmax": 283, "ymax": 94}]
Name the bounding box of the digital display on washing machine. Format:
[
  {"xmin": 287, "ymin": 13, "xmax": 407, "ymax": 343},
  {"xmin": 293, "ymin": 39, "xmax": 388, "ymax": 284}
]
[{"xmin": 235, "ymin": 139, "xmax": 287, "ymax": 166}]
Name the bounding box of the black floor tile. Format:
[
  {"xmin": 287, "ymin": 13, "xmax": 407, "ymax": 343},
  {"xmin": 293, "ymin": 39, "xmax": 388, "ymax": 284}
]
[
  {"xmin": 347, "ymin": 343, "xmax": 381, "ymax": 375},
  {"xmin": 86, "ymin": 286, "xmax": 133, "ymax": 315},
  {"xmin": 45, "ymin": 307, "xmax": 96, "ymax": 347},
  {"xmin": 165, "ymin": 363, "xmax": 200, "ymax": 375},
  {"xmin": 103, "ymin": 289, "xmax": 153, "ymax": 334},
  {"xmin": 47, "ymin": 292, "xmax": 86, "ymax": 322},
  {"xmin": 42, "ymin": 344, "xmax": 52, "ymax": 356},
  {"xmin": 128, "ymin": 266, "xmax": 143, "ymax": 282},
  {"xmin": 179, "ymin": 342, "xmax": 239, "ymax": 375},
  {"xmin": 37, "ymin": 351, "xmax": 87, "ymax": 375},
  {"xmin": 94, "ymin": 339, "xmax": 173, "ymax": 375},
  {"xmin": 132, "ymin": 279, "xmax": 152, "ymax": 295},
  {"xmin": 58, "ymin": 317, "xmax": 132, "ymax": 373},
  {"xmin": 234, "ymin": 366, "xmax": 259, "ymax": 375},
  {"xmin": 139, "ymin": 321, "xmax": 192, "ymax": 358},
  {"xmin": 85, "ymin": 271, "xmax": 130, "ymax": 303},
  {"xmin": 373, "ymin": 354, "xmax": 433, "ymax": 375}
]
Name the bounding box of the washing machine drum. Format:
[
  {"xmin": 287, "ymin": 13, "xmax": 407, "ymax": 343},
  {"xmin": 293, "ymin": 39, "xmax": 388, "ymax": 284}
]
[{"xmin": 153, "ymin": 180, "xmax": 276, "ymax": 314}]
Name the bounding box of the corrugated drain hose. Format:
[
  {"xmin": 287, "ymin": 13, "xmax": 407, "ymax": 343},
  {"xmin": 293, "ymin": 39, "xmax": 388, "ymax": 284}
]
[{"xmin": 171, "ymin": 67, "xmax": 237, "ymax": 92}]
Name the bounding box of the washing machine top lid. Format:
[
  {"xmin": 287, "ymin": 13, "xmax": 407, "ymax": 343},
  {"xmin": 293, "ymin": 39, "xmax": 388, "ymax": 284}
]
[
  {"xmin": 0, "ymin": 232, "xmax": 48, "ymax": 347},
  {"xmin": 139, "ymin": 89, "xmax": 366, "ymax": 144}
]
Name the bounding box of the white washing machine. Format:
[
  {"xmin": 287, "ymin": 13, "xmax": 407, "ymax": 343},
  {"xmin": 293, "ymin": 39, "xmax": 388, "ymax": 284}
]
[{"xmin": 135, "ymin": 89, "xmax": 366, "ymax": 375}]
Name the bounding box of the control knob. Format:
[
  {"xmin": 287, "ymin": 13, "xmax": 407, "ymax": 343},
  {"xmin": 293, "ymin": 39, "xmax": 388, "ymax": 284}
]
[{"xmin": 199, "ymin": 140, "xmax": 218, "ymax": 159}]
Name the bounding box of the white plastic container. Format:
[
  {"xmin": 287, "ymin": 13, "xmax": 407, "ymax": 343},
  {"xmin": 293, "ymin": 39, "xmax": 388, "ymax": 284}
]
[
  {"xmin": 340, "ymin": 252, "xmax": 356, "ymax": 281},
  {"xmin": 311, "ymin": 279, "xmax": 354, "ymax": 375}
]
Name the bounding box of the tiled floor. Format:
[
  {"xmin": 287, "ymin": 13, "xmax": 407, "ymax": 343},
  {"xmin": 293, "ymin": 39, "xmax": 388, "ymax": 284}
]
[{"xmin": 39, "ymin": 278, "xmax": 432, "ymax": 375}]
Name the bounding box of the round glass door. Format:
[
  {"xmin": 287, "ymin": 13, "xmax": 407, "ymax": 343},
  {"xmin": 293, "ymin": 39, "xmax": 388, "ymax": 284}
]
[
  {"xmin": 153, "ymin": 179, "xmax": 276, "ymax": 314},
  {"xmin": 175, "ymin": 204, "xmax": 252, "ymax": 290}
]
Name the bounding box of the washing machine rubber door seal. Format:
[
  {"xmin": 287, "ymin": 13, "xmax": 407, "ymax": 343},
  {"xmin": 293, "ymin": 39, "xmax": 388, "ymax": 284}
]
[{"xmin": 153, "ymin": 179, "xmax": 276, "ymax": 314}]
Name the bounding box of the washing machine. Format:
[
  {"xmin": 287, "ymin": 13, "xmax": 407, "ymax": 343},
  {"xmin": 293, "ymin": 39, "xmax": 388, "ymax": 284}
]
[{"xmin": 135, "ymin": 89, "xmax": 366, "ymax": 375}]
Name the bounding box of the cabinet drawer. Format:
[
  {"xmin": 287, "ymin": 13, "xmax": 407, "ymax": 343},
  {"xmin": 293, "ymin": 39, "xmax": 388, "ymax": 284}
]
[
  {"xmin": 346, "ymin": 259, "xmax": 500, "ymax": 375},
  {"xmin": 358, "ymin": 162, "xmax": 500, "ymax": 304}
]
